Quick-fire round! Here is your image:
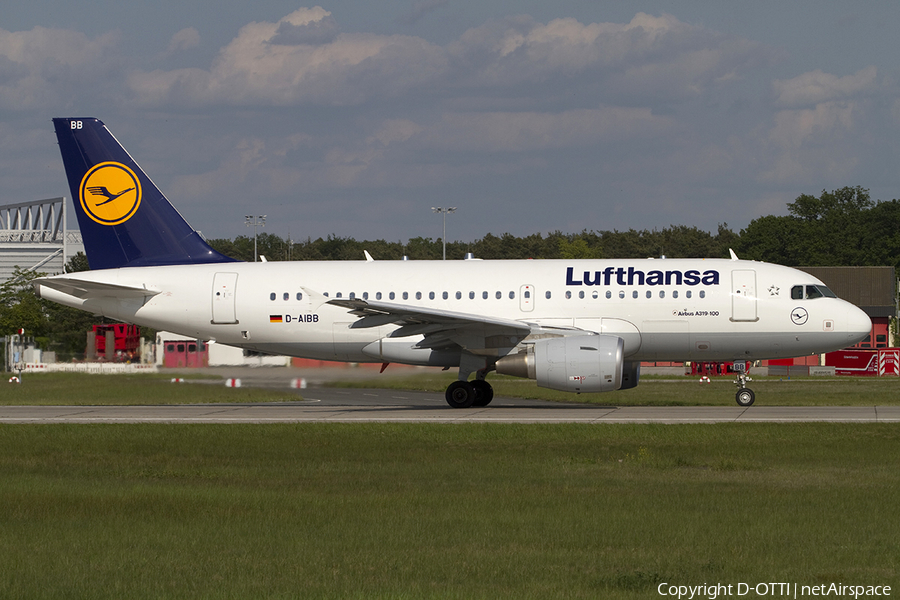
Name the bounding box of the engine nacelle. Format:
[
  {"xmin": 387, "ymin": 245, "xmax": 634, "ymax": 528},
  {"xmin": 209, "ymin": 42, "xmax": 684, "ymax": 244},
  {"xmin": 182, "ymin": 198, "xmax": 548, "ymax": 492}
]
[{"xmin": 496, "ymin": 335, "xmax": 625, "ymax": 393}]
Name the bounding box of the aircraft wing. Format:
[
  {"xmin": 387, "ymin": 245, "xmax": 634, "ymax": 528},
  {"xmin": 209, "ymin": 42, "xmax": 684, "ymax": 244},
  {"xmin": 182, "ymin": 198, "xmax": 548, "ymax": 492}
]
[
  {"xmin": 326, "ymin": 297, "xmax": 534, "ymax": 355},
  {"xmin": 34, "ymin": 276, "xmax": 160, "ymax": 300}
]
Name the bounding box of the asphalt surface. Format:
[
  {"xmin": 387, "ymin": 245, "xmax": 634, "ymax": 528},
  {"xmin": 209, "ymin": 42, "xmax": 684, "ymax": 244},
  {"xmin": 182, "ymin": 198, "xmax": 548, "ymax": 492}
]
[
  {"xmin": 3, "ymin": 367, "xmax": 897, "ymax": 423},
  {"xmin": 2, "ymin": 385, "xmax": 899, "ymax": 423}
]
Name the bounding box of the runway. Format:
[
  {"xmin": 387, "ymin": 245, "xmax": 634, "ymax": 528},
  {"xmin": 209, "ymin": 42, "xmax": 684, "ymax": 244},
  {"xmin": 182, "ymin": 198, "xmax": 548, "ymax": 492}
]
[{"xmin": 2, "ymin": 387, "xmax": 898, "ymax": 423}]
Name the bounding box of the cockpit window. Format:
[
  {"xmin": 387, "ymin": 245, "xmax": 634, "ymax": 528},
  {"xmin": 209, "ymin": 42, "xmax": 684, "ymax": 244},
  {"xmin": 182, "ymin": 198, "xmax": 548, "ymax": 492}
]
[{"xmin": 793, "ymin": 284, "xmax": 837, "ymax": 299}]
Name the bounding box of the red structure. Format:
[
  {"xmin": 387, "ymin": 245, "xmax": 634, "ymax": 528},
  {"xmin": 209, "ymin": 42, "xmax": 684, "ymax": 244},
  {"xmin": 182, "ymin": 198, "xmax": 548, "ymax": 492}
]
[
  {"xmin": 825, "ymin": 349, "xmax": 900, "ymax": 376},
  {"xmin": 162, "ymin": 340, "xmax": 209, "ymax": 368},
  {"xmin": 90, "ymin": 324, "xmax": 141, "ymax": 361},
  {"xmin": 689, "ymin": 361, "xmax": 738, "ymax": 376}
]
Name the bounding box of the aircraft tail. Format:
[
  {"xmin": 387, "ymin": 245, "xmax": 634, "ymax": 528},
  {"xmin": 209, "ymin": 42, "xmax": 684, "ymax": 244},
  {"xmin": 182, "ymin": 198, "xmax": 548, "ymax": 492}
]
[{"xmin": 53, "ymin": 118, "xmax": 237, "ymax": 270}]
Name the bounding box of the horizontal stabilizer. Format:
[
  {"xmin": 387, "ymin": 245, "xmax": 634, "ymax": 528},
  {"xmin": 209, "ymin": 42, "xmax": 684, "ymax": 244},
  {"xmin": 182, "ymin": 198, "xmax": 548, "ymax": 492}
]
[{"xmin": 34, "ymin": 277, "xmax": 159, "ymax": 300}]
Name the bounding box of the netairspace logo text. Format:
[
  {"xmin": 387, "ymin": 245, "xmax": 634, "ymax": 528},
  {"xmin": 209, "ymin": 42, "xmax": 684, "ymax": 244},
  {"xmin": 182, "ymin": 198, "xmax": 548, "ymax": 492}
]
[{"xmin": 657, "ymin": 582, "xmax": 891, "ymax": 600}]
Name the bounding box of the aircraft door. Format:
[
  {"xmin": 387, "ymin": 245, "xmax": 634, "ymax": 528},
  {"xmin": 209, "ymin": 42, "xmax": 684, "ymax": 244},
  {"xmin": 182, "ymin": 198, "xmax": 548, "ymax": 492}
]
[
  {"xmin": 520, "ymin": 285, "xmax": 534, "ymax": 312},
  {"xmin": 731, "ymin": 269, "xmax": 758, "ymax": 322},
  {"xmin": 211, "ymin": 272, "xmax": 239, "ymax": 324}
]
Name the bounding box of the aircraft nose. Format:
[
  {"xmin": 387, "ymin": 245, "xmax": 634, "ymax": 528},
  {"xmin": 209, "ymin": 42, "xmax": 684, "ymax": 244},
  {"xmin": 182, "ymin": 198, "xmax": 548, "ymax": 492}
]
[{"xmin": 844, "ymin": 304, "xmax": 871, "ymax": 346}]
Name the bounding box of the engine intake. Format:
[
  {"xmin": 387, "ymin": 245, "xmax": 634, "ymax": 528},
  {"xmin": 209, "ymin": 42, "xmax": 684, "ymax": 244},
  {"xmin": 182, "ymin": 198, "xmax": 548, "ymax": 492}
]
[{"xmin": 496, "ymin": 335, "xmax": 632, "ymax": 393}]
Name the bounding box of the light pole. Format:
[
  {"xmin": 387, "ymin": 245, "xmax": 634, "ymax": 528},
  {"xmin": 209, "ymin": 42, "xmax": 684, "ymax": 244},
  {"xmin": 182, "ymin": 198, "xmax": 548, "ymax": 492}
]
[
  {"xmin": 245, "ymin": 215, "xmax": 266, "ymax": 262},
  {"xmin": 431, "ymin": 207, "xmax": 456, "ymax": 260}
]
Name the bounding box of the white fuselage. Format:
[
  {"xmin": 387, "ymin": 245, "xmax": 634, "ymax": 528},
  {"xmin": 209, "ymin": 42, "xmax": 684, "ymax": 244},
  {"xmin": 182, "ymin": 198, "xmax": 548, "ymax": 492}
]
[{"xmin": 38, "ymin": 257, "xmax": 871, "ymax": 364}]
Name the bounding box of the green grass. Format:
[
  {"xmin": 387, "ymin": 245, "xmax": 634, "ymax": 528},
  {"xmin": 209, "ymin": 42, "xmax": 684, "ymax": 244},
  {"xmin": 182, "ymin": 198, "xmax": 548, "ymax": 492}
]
[
  {"xmin": 0, "ymin": 423, "xmax": 898, "ymax": 598},
  {"xmin": 0, "ymin": 372, "xmax": 299, "ymax": 405},
  {"xmin": 329, "ymin": 371, "xmax": 900, "ymax": 406}
]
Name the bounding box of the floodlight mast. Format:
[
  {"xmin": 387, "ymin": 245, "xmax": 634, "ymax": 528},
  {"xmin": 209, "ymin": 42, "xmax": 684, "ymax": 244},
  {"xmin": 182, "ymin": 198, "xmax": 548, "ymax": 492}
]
[
  {"xmin": 245, "ymin": 215, "xmax": 266, "ymax": 262},
  {"xmin": 431, "ymin": 207, "xmax": 456, "ymax": 260}
]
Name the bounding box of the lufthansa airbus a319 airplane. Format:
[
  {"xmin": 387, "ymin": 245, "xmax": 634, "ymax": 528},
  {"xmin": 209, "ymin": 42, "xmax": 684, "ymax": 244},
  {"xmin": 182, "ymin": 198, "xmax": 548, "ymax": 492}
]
[{"xmin": 35, "ymin": 118, "xmax": 871, "ymax": 407}]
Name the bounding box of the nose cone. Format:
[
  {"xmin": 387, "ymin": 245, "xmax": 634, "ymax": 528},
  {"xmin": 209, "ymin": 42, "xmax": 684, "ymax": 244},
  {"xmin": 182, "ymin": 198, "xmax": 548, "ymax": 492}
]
[{"xmin": 843, "ymin": 303, "xmax": 872, "ymax": 346}]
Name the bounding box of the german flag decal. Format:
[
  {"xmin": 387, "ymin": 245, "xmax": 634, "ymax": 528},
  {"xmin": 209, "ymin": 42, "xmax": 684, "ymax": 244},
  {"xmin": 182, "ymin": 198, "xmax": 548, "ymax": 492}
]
[{"xmin": 269, "ymin": 315, "xmax": 283, "ymax": 323}]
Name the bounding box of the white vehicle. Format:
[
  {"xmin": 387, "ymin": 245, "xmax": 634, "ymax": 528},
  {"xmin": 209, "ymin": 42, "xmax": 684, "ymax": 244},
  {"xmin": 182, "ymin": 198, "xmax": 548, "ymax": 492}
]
[{"xmin": 36, "ymin": 118, "xmax": 871, "ymax": 407}]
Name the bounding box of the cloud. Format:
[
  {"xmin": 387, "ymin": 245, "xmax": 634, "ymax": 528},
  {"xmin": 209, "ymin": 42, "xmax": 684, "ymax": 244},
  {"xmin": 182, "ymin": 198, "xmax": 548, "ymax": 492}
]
[
  {"xmin": 422, "ymin": 106, "xmax": 675, "ymax": 152},
  {"xmin": 127, "ymin": 9, "xmax": 768, "ymax": 111},
  {"xmin": 772, "ymin": 66, "xmax": 878, "ymax": 108},
  {"xmin": 400, "ymin": 0, "xmax": 450, "ymax": 26},
  {"xmin": 128, "ymin": 7, "xmax": 447, "ymax": 107},
  {"xmin": 0, "ymin": 25, "xmax": 121, "ymax": 110},
  {"xmin": 165, "ymin": 27, "xmax": 201, "ymax": 55}
]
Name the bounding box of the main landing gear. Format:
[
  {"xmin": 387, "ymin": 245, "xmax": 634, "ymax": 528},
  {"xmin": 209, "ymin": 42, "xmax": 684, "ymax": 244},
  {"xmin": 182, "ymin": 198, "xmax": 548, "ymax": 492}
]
[
  {"xmin": 445, "ymin": 356, "xmax": 495, "ymax": 408},
  {"xmin": 445, "ymin": 379, "xmax": 494, "ymax": 408}
]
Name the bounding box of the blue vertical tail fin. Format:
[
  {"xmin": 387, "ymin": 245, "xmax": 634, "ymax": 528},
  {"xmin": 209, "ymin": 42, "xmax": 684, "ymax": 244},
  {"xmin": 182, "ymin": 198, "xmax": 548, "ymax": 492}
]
[{"xmin": 53, "ymin": 117, "xmax": 237, "ymax": 270}]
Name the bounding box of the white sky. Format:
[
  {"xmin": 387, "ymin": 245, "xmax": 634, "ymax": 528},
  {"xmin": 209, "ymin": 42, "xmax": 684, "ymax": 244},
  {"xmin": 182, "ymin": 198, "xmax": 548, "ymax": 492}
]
[{"xmin": 2, "ymin": 1, "xmax": 899, "ymax": 245}]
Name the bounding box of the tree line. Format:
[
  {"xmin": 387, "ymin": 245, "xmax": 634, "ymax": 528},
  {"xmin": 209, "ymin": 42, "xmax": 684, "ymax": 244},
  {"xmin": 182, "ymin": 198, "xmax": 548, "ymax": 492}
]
[
  {"xmin": 208, "ymin": 186, "xmax": 900, "ymax": 268},
  {"xmin": 3, "ymin": 186, "xmax": 898, "ymax": 360}
]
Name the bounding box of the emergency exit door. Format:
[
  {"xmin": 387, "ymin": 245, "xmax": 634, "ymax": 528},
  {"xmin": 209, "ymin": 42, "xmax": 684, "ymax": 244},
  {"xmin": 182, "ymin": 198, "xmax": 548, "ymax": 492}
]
[{"xmin": 211, "ymin": 272, "xmax": 239, "ymax": 324}]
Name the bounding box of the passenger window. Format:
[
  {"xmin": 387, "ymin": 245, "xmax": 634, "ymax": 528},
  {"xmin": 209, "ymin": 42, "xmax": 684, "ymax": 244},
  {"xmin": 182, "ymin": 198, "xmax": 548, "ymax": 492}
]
[
  {"xmin": 296, "ymin": 292, "xmax": 303, "ymax": 301},
  {"xmin": 699, "ymin": 291, "xmax": 706, "ymax": 298},
  {"xmin": 606, "ymin": 291, "xmax": 611, "ymax": 299},
  {"xmin": 428, "ymin": 292, "xmax": 434, "ymax": 300},
  {"xmin": 646, "ymin": 291, "xmax": 651, "ymax": 299},
  {"xmin": 270, "ymin": 293, "xmax": 276, "ymax": 301},
  {"xmin": 791, "ymin": 286, "xmax": 804, "ymax": 300},
  {"xmin": 509, "ymin": 291, "xmax": 515, "ymax": 299},
  {"xmin": 363, "ymin": 292, "xmax": 368, "ymax": 300},
  {"xmin": 524, "ymin": 290, "xmax": 531, "ymax": 299},
  {"xmin": 545, "ymin": 291, "xmax": 552, "ymax": 299},
  {"xmin": 578, "ymin": 291, "xmax": 584, "ymax": 299},
  {"xmin": 673, "ymin": 290, "xmax": 678, "ymax": 299},
  {"xmin": 483, "ymin": 291, "xmax": 488, "ymax": 300},
  {"xmin": 444, "ymin": 292, "xmax": 449, "ymax": 300},
  {"xmin": 336, "ymin": 292, "xmax": 342, "ymax": 298},
  {"xmin": 416, "ymin": 292, "xmax": 422, "ymax": 300},
  {"xmin": 632, "ymin": 291, "xmax": 638, "ymax": 299},
  {"xmin": 402, "ymin": 292, "xmax": 408, "ymax": 300},
  {"xmin": 619, "ymin": 291, "xmax": 625, "ymax": 299},
  {"xmin": 350, "ymin": 292, "xmax": 357, "ymax": 299},
  {"xmin": 376, "ymin": 292, "xmax": 382, "ymax": 300},
  {"xmin": 470, "ymin": 291, "xmax": 475, "ymax": 300},
  {"xmin": 686, "ymin": 290, "xmax": 691, "ymax": 299},
  {"xmin": 659, "ymin": 291, "xmax": 665, "ymax": 298},
  {"xmin": 389, "ymin": 292, "xmax": 395, "ymax": 300},
  {"xmin": 456, "ymin": 292, "xmax": 461, "ymax": 300},
  {"xmin": 566, "ymin": 291, "xmax": 572, "ymax": 299},
  {"xmin": 283, "ymin": 292, "xmax": 289, "ymax": 301},
  {"xmin": 592, "ymin": 291, "xmax": 598, "ymax": 299}
]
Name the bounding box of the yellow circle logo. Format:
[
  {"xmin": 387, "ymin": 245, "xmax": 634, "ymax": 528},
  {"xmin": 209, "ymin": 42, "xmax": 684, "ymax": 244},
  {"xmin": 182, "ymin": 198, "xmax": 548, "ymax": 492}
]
[{"xmin": 79, "ymin": 162, "xmax": 142, "ymax": 225}]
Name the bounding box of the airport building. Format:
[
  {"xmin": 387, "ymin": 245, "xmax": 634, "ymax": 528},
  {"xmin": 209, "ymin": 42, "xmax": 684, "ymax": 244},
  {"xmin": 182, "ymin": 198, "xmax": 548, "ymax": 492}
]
[{"xmin": 0, "ymin": 197, "xmax": 83, "ymax": 282}]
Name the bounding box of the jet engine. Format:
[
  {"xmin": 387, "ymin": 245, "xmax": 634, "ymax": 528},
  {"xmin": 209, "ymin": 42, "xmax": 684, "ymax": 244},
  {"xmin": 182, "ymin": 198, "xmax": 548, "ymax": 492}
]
[{"xmin": 496, "ymin": 334, "xmax": 638, "ymax": 393}]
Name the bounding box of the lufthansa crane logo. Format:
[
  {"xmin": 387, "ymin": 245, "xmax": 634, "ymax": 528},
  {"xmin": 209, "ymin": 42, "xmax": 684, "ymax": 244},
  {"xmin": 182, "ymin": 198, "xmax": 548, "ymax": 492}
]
[
  {"xmin": 79, "ymin": 162, "xmax": 142, "ymax": 225},
  {"xmin": 791, "ymin": 307, "xmax": 809, "ymax": 325}
]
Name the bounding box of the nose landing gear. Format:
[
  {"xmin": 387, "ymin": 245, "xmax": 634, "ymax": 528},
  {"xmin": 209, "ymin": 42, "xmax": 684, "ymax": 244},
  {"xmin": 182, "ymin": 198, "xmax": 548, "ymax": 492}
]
[{"xmin": 733, "ymin": 364, "xmax": 755, "ymax": 406}]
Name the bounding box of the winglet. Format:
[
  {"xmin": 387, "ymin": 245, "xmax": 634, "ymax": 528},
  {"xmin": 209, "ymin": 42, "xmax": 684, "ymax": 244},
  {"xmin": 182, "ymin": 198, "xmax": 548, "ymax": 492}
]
[
  {"xmin": 729, "ymin": 249, "xmax": 739, "ymax": 261},
  {"xmin": 364, "ymin": 250, "xmax": 374, "ymax": 262},
  {"xmin": 53, "ymin": 118, "xmax": 237, "ymax": 270}
]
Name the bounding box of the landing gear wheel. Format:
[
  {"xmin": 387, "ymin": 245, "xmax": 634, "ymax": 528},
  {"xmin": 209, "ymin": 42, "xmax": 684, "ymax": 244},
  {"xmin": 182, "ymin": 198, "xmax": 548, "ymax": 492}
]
[
  {"xmin": 471, "ymin": 380, "xmax": 494, "ymax": 407},
  {"xmin": 735, "ymin": 388, "xmax": 755, "ymax": 407},
  {"xmin": 445, "ymin": 381, "xmax": 476, "ymax": 408}
]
